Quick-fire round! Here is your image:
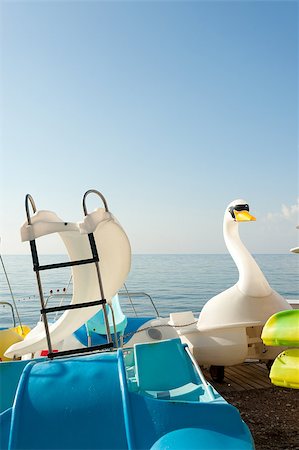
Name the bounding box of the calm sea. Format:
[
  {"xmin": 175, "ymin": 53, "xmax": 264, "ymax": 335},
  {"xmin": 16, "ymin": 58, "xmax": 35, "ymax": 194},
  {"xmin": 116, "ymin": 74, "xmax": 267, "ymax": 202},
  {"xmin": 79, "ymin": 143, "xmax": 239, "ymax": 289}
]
[{"xmin": 0, "ymin": 254, "xmax": 298, "ymax": 329}]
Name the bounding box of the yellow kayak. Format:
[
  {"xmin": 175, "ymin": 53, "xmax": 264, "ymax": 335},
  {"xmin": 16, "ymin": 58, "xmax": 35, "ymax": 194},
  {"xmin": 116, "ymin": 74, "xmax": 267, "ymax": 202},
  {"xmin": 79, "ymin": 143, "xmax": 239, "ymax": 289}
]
[{"xmin": 270, "ymin": 349, "xmax": 299, "ymax": 389}]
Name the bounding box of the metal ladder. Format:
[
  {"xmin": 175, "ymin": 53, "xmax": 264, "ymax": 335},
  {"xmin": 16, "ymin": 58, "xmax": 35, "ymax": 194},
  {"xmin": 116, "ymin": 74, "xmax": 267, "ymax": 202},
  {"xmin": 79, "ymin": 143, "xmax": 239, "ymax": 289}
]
[{"xmin": 25, "ymin": 189, "xmax": 113, "ymax": 359}]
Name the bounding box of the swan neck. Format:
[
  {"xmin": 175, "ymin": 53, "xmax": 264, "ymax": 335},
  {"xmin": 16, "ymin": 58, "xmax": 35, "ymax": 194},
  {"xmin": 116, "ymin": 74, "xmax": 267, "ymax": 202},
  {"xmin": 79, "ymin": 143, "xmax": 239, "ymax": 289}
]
[{"xmin": 224, "ymin": 219, "xmax": 271, "ymax": 296}]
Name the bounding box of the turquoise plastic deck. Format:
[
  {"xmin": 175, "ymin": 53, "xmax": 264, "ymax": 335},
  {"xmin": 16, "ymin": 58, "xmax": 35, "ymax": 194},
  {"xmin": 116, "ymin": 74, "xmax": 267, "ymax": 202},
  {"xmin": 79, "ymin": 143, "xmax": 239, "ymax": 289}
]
[
  {"xmin": 74, "ymin": 316, "xmax": 151, "ymax": 346},
  {"xmin": 0, "ymin": 408, "xmax": 11, "ymax": 450},
  {"xmin": 0, "ymin": 360, "xmax": 33, "ymax": 413},
  {"xmin": 8, "ymin": 354, "xmax": 128, "ymax": 450}
]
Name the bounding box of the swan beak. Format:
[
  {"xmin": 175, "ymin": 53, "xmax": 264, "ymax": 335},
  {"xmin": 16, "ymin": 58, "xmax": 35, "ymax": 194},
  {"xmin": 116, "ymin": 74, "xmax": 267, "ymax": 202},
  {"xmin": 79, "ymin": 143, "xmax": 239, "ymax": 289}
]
[{"xmin": 234, "ymin": 210, "xmax": 256, "ymax": 222}]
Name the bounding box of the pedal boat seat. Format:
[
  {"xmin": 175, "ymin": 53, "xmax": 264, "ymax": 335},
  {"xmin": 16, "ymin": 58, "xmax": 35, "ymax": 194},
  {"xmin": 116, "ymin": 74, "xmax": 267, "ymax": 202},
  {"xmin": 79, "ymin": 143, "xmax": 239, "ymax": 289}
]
[{"xmin": 134, "ymin": 338, "xmax": 203, "ymax": 401}]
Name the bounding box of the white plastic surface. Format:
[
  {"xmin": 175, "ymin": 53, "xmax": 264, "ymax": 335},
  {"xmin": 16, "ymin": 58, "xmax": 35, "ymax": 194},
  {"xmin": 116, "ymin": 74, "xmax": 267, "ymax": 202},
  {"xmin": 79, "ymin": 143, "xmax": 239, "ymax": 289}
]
[
  {"xmin": 181, "ymin": 326, "xmax": 249, "ymax": 366},
  {"xmin": 197, "ymin": 199, "xmax": 291, "ymax": 332},
  {"xmin": 124, "ymin": 318, "xmax": 180, "ymax": 347},
  {"xmin": 168, "ymin": 311, "xmax": 197, "ymax": 335},
  {"xmin": 5, "ymin": 208, "xmax": 131, "ymax": 358},
  {"xmin": 20, "ymin": 210, "xmax": 78, "ymax": 242}
]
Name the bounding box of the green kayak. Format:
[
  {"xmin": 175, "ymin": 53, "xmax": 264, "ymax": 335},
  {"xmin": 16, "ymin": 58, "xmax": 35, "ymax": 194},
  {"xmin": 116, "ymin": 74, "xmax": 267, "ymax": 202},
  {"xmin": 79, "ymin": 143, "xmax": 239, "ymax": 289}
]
[{"xmin": 261, "ymin": 309, "xmax": 299, "ymax": 347}]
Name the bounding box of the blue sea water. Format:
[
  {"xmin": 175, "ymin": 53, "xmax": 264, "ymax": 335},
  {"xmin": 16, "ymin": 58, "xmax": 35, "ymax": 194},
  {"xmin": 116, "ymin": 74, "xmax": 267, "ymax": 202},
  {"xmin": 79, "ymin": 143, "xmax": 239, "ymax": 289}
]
[{"xmin": 0, "ymin": 254, "xmax": 298, "ymax": 329}]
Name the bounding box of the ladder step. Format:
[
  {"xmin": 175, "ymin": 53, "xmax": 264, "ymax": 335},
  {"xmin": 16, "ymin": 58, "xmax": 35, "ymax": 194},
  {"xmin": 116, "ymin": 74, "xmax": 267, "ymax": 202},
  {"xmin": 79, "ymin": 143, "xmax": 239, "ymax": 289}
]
[
  {"xmin": 41, "ymin": 299, "xmax": 107, "ymax": 314},
  {"xmin": 48, "ymin": 342, "xmax": 114, "ymax": 359},
  {"xmin": 34, "ymin": 257, "xmax": 99, "ymax": 272}
]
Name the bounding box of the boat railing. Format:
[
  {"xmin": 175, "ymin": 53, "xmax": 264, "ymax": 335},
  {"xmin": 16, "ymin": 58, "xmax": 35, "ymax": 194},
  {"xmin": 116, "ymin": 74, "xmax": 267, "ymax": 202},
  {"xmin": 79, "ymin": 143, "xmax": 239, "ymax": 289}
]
[
  {"xmin": 0, "ymin": 301, "xmax": 16, "ymax": 328},
  {"xmin": 43, "ymin": 289, "xmax": 160, "ymax": 321},
  {"xmin": 118, "ymin": 290, "xmax": 160, "ymax": 318}
]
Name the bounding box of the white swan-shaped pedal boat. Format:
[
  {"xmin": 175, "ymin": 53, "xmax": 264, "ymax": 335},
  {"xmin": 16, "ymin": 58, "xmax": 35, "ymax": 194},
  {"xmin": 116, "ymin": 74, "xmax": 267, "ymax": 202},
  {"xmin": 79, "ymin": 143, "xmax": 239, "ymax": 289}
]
[{"xmin": 130, "ymin": 200, "xmax": 292, "ymax": 380}]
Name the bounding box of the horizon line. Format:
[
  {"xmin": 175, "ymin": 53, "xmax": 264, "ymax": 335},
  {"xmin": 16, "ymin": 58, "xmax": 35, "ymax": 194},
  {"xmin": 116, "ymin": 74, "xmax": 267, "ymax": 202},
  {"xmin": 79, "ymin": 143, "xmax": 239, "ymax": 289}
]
[{"xmin": 1, "ymin": 252, "xmax": 295, "ymax": 256}]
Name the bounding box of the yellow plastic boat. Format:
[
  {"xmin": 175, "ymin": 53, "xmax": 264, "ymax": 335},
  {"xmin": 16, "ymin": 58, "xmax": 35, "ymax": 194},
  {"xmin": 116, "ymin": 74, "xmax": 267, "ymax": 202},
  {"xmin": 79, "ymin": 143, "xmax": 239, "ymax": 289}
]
[
  {"xmin": 261, "ymin": 310, "xmax": 299, "ymax": 347},
  {"xmin": 270, "ymin": 349, "xmax": 299, "ymax": 389}
]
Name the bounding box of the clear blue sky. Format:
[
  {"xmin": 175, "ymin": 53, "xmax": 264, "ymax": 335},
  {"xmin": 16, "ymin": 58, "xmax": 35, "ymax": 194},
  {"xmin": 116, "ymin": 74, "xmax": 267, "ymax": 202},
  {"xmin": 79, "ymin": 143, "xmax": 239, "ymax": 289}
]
[{"xmin": 0, "ymin": 0, "xmax": 298, "ymax": 254}]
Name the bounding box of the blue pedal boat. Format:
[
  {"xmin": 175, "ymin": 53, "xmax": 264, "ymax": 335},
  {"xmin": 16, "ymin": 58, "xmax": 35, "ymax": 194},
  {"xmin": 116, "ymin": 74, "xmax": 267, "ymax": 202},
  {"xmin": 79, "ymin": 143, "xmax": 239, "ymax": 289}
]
[{"xmin": 0, "ymin": 338, "xmax": 254, "ymax": 450}]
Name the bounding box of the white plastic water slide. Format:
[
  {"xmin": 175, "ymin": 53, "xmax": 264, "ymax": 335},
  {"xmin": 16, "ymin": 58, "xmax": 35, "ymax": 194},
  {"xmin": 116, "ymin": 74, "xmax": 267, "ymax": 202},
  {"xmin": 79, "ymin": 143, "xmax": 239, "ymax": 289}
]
[{"xmin": 5, "ymin": 207, "xmax": 131, "ymax": 358}]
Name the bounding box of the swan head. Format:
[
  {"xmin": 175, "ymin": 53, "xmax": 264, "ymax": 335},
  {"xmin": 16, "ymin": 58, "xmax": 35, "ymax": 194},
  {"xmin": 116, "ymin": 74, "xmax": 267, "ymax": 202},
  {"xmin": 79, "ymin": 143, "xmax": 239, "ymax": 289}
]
[{"xmin": 226, "ymin": 199, "xmax": 256, "ymax": 223}]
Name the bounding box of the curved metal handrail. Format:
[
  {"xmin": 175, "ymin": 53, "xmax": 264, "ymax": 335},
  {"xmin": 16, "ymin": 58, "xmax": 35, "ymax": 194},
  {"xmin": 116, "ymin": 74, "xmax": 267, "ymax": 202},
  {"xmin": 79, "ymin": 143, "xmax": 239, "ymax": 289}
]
[
  {"xmin": 0, "ymin": 301, "xmax": 16, "ymax": 327},
  {"xmin": 25, "ymin": 194, "xmax": 37, "ymax": 225},
  {"xmin": 82, "ymin": 189, "xmax": 109, "ymax": 215}
]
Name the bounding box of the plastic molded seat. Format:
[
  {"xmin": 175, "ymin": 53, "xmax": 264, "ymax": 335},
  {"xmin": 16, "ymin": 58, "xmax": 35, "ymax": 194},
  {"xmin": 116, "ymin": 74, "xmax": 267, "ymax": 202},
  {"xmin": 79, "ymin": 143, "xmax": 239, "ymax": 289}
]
[
  {"xmin": 145, "ymin": 382, "xmax": 204, "ymax": 401},
  {"xmin": 168, "ymin": 311, "xmax": 197, "ymax": 335},
  {"xmin": 134, "ymin": 338, "xmax": 201, "ymax": 400}
]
